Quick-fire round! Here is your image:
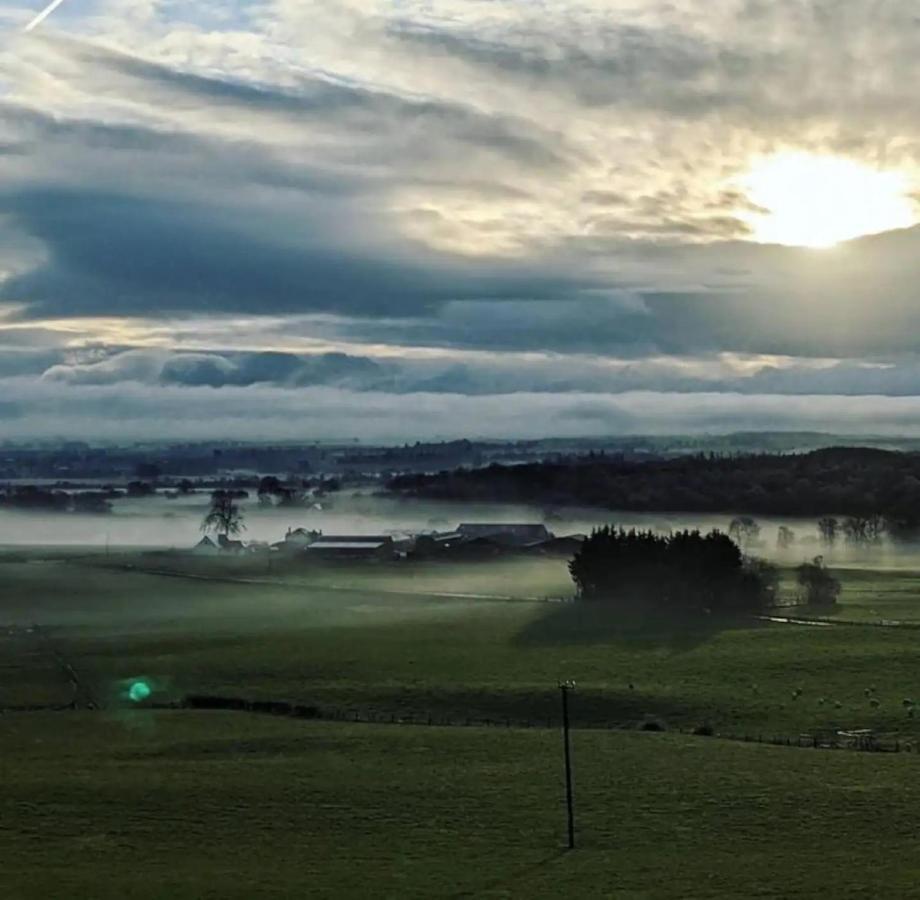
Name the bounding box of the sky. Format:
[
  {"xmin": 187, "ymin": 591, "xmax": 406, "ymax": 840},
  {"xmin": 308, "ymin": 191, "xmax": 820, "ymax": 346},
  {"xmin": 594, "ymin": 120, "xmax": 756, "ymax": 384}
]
[{"xmin": 3, "ymin": 0, "xmax": 920, "ymax": 442}]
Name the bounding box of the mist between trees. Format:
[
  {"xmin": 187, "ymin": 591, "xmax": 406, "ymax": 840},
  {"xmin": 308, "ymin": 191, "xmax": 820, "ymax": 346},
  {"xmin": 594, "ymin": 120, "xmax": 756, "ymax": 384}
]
[{"xmin": 389, "ymin": 447, "xmax": 920, "ymax": 539}]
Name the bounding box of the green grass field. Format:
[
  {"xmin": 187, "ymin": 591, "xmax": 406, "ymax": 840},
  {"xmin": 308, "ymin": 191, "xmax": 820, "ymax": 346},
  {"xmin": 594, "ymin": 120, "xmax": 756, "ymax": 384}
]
[
  {"xmin": 4, "ymin": 557, "xmax": 920, "ymax": 736},
  {"xmin": 6, "ymin": 712, "xmax": 920, "ymax": 899},
  {"xmin": 6, "ymin": 552, "xmax": 920, "ymax": 896}
]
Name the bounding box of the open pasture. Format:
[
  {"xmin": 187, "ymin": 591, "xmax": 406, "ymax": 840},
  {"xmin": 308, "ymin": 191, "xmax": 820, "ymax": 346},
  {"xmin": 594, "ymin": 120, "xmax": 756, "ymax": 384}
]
[
  {"xmin": 6, "ymin": 554, "xmax": 920, "ymax": 896},
  {"xmin": 4, "ymin": 712, "xmax": 920, "ymax": 898},
  {"xmin": 4, "ymin": 557, "xmax": 920, "ymax": 738}
]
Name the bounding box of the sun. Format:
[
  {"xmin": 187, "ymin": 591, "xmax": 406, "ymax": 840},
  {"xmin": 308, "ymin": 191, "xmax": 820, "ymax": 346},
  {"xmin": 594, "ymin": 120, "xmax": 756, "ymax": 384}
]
[{"xmin": 741, "ymin": 152, "xmax": 916, "ymax": 248}]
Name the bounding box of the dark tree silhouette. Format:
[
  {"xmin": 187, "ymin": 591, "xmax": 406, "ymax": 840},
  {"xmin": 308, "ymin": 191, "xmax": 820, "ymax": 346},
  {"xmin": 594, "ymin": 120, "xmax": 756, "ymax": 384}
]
[
  {"xmin": 817, "ymin": 517, "xmax": 839, "ymax": 546},
  {"xmin": 796, "ymin": 556, "xmax": 841, "ymax": 606},
  {"xmin": 201, "ymin": 490, "xmax": 246, "ymax": 537},
  {"xmin": 390, "ymin": 448, "xmax": 920, "ymax": 523},
  {"xmin": 728, "ymin": 516, "xmax": 761, "ymax": 550},
  {"xmin": 843, "ymin": 514, "xmax": 885, "ymax": 545},
  {"xmin": 568, "ymin": 527, "xmax": 775, "ymax": 614}
]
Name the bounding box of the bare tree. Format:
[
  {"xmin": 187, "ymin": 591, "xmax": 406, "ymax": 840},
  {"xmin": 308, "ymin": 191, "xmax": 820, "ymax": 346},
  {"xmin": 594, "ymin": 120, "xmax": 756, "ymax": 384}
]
[
  {"xmin": 817, "ymin": 517, "xmax": 839, "ymax": 546},
  {"xmin": 776, "ymin": 526, "xmax": 795, "ymax": 550},
  {"xmin": 728, "ymin": 516, "xmax": 760, "ymax": 550},
  {"xmin": 843, "ymin": 514, "xmax": 885, "ymax": 545},
  {"xmin": 201, "ymin": 490, "xmax": 246, "ymax": 537}
]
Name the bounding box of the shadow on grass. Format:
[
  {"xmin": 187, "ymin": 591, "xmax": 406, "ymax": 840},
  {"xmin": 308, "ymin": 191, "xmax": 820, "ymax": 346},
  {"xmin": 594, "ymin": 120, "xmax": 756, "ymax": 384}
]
[{"xmin": 514, "ymin": 601, "xmax": 764, "ymax": 652}]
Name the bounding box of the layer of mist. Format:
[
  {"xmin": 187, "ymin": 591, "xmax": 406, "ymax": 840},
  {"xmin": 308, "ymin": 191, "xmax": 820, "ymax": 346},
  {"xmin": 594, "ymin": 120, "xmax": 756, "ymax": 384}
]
[{"xmin": 0, "ymin": 490, "xmax": 918, "ymax": 569}]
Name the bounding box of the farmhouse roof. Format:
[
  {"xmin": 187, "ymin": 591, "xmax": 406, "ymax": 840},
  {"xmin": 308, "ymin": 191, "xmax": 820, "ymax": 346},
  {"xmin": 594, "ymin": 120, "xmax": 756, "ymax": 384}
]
[{"xmin": 308, "ymin": 541, "xmax": 389, "ymax": 550}]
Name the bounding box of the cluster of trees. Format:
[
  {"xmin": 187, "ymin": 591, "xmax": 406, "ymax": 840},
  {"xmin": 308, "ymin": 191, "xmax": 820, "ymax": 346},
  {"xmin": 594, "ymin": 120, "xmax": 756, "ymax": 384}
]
[
  {"xmin": 569, "ymin": 527, "xmax": 777, "ymax": 614},
  {"xmin": 257, "ymin": 476, "xmax": 340, "ymax": 507},
  {"xmin": 796, "ymin": 557, "xmax": 841, "ymax": 607},
  {"xmin": 733, "ymin": 515, "xmax": 892, "ymax": 549},
  {"xmin": 817, "ymin": 515, "xmax": 888, "ymax": 544},
  {"xmin": 390, "ymin": 448, "xmax": 920, "ymax": 533},
  {"xmin": 0, "ymin": 486, "xmax": 114, "ymax": 514}
]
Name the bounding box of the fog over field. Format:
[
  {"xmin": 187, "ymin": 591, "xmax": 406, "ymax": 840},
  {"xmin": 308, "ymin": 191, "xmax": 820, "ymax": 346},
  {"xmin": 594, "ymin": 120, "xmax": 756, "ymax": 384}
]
[{"xmin": 1, "ymin": 490, "xmax": 918, "ymax": 569}]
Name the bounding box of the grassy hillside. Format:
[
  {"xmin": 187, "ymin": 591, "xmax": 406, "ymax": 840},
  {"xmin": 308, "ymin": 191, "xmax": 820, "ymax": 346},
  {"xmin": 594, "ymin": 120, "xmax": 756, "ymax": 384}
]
[
  {"xmin": 6, "ymin": 555, "xmax": 920, "ymax": 896},
  {"xmin": 4, "ymin": 712, "xmax": 920, "ymax": 899},
  {"xmin": 4, "ymin": 558, "xmax": 920, "ymax": 738}
]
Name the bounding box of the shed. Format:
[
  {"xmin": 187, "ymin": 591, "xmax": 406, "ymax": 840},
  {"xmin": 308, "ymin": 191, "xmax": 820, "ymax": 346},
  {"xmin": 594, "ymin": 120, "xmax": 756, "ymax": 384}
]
[{"xmin": 191, "ymin": 535, "xmax": 220, "ymax": 556}]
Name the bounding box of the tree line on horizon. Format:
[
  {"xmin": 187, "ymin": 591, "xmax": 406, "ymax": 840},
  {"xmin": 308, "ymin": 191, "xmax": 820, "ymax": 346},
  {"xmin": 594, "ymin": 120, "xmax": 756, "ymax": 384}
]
[{"xmin": 389, "ymin": 447, "xmax": 920, "ymax": 536}]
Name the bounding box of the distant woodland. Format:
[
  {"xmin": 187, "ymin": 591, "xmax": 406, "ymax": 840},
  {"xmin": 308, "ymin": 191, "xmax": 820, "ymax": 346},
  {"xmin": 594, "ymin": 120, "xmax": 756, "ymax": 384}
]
[{"xmin": 389, "ymin": 448, "xmax": 920, "ymax": 532}]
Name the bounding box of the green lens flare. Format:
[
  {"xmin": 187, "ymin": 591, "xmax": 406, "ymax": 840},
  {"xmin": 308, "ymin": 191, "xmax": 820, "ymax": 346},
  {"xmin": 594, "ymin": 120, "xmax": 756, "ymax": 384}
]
[{"xmin": 128, "ymin": 680, "xmax": 152, "ymax": 703}]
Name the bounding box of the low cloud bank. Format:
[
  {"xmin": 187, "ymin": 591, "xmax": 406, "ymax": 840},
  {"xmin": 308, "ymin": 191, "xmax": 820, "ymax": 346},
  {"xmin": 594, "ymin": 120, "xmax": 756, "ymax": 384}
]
[{"xmin": 6, "ymin": 377, "xmax": 920, "ymax": 442}]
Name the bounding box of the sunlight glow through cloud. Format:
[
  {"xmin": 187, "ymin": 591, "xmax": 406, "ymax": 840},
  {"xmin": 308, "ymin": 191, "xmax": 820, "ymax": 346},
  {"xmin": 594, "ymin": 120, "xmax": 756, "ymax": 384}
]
[{"xmin": 742, "ymin": 153, "xmax": 917, "ymax": 249}]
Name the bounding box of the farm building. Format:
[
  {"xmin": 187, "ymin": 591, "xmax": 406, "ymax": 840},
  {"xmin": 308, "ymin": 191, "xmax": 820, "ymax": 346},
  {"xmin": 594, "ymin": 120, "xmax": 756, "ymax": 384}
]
[
  {"xmin": 304, "ymin": 535, "xmax": 395, "ymax": 560},
  {"xmin": 276, "ymin": 527, "xmax": 322, "ymax": 550},
  {"xmin": 191, "ymin": 536, "xmax": 220, "ymax": 556},
  {"xmin": 217, "ymin": 534, "xmax": 245, "ymax": 554}
]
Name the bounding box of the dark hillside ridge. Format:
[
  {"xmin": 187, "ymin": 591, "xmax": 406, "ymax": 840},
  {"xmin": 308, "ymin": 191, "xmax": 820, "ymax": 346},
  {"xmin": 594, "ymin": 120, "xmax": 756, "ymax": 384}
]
[{"xmin": 389, "ymin": 448, "xmax": 920, "ymax": 521}]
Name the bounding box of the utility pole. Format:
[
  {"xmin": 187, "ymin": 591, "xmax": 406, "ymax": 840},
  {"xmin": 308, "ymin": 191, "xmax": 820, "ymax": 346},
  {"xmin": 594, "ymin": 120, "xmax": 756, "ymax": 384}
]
[{"xmin": 559, "ymin": 680, "xmax": 576, "ymax": 849}]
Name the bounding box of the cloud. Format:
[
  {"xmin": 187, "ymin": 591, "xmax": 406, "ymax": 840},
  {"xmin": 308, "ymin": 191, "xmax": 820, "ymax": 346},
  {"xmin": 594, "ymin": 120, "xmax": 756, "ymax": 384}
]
[
  {"xmin": 1, "ymin": 2, "xmax": 920, "ymax": 438},
  {"xmin": 35, "ymin": 342, "xmax": 920, "ymax": 402},
  {"xmin": 9, "ymin": 376, "xmax": 920, "ymax": 442}
]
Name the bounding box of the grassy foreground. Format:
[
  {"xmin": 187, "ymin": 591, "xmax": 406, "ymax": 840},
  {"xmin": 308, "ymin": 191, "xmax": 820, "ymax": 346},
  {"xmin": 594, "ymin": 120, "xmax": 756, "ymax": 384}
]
[
  {"xmin": 5, "ymin": 555, "xmax": 920, "ymax": 896},
  {"xmin": 5, "ymin": 711, "xmax": 920, "ymax": 899},
  {"xmin": 5, "ymin": 558, "xmax": 920, "ymax": 737}
]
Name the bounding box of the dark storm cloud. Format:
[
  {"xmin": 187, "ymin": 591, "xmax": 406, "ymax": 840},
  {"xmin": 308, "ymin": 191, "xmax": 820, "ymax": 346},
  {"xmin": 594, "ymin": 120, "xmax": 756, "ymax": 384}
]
[
  {"xmin": 159, "ymin": 351, "xmax": 383, "ymax": 388},
  {"xmin": 0, "ymin": 188, "xmax": 601, "ymax": 319},
  {"xmin": 0, "ymin": 36, "xmax": 587, "ymax": 323}
]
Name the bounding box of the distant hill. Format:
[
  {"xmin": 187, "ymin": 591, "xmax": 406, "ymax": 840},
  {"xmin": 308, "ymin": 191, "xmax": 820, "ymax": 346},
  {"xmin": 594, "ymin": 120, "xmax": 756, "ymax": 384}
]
[{"xmin": 389, "ymin": 447, "xmax": 920, "ymax": 524}]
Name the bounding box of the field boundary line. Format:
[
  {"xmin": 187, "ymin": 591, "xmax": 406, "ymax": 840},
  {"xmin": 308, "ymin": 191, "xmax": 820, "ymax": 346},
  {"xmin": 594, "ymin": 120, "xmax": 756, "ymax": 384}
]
[
  {"xmin": 75, "ymin": 562, "xmax": 555, "ymax": 603},
  {"xmin": 158, "ymin": 695, "xmax": 919, "ymax": 756}
]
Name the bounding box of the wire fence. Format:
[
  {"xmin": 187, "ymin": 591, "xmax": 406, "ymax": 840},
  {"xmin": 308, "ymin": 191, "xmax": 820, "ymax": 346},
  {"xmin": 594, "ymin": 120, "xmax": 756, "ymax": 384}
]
[
  {"xmin": 4, "ymin": 688, "xmax": 913, "ymax": 755},
  {"xmin": 160, "ymin": 694, "xmax": 917, "ymax": 755}
]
